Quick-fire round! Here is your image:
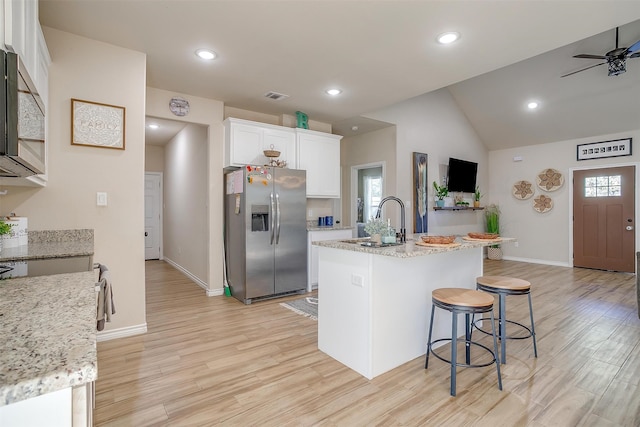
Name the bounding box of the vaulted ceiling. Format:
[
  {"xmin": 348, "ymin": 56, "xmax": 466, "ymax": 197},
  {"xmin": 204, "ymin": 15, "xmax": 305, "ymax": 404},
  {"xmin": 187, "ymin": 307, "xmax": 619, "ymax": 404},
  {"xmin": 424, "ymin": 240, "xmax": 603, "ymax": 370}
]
[{"xmin": 39, "ymin": 1, "xmax": 640, "ymax": 149}]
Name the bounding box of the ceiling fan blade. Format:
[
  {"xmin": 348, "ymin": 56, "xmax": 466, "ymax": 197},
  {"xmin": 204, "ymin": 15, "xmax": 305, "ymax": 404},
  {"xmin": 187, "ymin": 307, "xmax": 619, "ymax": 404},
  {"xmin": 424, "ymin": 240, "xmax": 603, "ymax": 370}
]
[
  {"xmin": 630, "ymin": 52, "xmax": 640, "ymax": 59},
  {"xmin": 574, "ymin": 54, "xmax": 607, "ymax": 59},
  {"xmin": 628, "ymin": 39, "xmax": 640, "ymax": 54},
  {"xmin": 561, "ymin": 62, "xmax": 606, "ymax": 78}
]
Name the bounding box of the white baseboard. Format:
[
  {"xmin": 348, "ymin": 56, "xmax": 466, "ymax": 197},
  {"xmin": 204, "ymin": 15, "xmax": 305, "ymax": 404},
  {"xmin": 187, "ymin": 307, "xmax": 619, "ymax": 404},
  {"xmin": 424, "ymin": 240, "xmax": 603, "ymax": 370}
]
[
  {"xmin": 502, "ymin": 255, "xmax": 571, "ymax": 268},
  {"xmin": 97, "ymin": 323, "xmax": 147, "ymax": 342},
  {"xmin": 163, "ymin": 257, "xmax": 225, "ymax": 297}
]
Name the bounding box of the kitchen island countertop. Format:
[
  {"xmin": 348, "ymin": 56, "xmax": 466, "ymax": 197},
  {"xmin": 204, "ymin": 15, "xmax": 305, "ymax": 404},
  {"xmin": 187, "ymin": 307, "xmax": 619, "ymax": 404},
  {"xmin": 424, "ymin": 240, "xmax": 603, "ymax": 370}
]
[
  {"xmin": 313, "ymin": 234, "xmax": 514, "ymax": 258},
  {"xmin": 0, "ymin": 271, "xmax": 98, "ymax": 406}
]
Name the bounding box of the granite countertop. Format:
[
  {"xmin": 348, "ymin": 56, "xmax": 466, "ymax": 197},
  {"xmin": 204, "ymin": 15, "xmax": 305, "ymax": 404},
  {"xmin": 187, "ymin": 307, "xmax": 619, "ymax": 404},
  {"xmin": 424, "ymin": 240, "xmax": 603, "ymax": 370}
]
[
  {"xmin": 0, "ymin": 271, "xmax": 98, "ymax": 406},
  {"xmin": 313, "ymin": 234, "xmax": 515, "ymax": 258},
  {"xmin": 307, "ymin": 225, "xmax": 355, "ymax": 232},
  {"xmin": 0, "ymin": 229, "xmax": 94, "ymax": 262}
]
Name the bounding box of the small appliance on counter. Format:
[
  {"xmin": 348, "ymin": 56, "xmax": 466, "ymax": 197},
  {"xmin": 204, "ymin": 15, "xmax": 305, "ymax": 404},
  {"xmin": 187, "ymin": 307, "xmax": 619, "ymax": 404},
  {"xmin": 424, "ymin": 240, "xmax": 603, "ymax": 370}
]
[{"xmin": 224, "ymin": 166, "xmax": 307, "ymax": 304}]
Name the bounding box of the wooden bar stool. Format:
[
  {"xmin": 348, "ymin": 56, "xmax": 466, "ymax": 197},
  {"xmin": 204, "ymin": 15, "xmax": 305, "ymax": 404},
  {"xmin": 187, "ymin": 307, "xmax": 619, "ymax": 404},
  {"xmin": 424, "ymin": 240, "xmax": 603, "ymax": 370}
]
[
  {"xmin": 425, "ymin": 288, "xmax": 502, "ymax": 397},
  {"xmin": 474, "ymin": 276, "xmax": 538, "ymax": 364}
]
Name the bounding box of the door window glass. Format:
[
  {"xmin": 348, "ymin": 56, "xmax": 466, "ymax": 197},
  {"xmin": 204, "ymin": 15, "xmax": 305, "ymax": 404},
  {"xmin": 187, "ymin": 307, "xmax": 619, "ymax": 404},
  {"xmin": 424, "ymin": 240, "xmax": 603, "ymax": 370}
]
[{"xmin": 584, "ymin": 175, "xmax": 621, "ymax": 197}]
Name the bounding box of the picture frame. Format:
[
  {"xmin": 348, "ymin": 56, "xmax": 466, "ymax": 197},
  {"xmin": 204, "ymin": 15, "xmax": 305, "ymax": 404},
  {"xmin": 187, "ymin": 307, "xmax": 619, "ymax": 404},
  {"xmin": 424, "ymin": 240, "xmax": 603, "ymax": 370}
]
[
  {"xmin": 577, "ymin": 138, "xmax": 631, "ymax": 161},
  {"xmin": 412, "ymin": 152, "xmax": 428, "ymax": 233},
  {"xmin": 71, "ymin": 98, "xmax": 125, "ymax": 150}
]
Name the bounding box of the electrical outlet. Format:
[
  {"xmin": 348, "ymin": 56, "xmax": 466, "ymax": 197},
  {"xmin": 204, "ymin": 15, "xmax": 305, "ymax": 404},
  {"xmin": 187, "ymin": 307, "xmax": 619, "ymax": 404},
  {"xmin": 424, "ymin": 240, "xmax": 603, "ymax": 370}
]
[{"xmin": 351, "ymin": 274, "xmax": 364, "ymax": 287}]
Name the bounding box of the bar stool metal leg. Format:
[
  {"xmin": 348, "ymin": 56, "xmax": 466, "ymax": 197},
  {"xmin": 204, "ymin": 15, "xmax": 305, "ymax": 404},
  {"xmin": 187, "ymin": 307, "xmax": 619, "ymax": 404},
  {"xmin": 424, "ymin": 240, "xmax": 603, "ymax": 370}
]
[
  {"xmin": 425, "ymin": 303, "xmax": 436, "ymax": 369},
  {"xmin": 490, "ymin": 309, "xmax": 503, "ymax": 390},
  {"xmin": 499, "ymin": 293, "xmax": 507, "ymax": 364},
  {"xmin": 528, "ymin": 293, "xmax": 538, "ymax": 357},
  {"xmin": 451, "ymin": 309, "xmax": 458, "ymax": 396}
]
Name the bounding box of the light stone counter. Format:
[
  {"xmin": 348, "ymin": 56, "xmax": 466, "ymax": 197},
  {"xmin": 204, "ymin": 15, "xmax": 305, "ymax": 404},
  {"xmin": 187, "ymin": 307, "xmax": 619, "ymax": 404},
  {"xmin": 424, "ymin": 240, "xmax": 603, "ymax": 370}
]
[
  {"xmin": 0, "ymin": 271, "xmax": 97, "ymax": 406},
  {"xmin": 313, "ymin": 234, "xmax": 514, "ymax": 258},
  {"xmin": 0, "ymin": 229, "xmax": 94, "ymax": 262}
]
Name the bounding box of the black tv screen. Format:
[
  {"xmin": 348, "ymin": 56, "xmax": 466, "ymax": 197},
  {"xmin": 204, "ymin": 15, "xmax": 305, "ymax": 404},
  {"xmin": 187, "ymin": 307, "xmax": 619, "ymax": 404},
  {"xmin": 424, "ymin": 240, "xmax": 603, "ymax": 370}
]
[{"xmin": 447, "ymin": 157, "xmax": 478, "ymax": 193}]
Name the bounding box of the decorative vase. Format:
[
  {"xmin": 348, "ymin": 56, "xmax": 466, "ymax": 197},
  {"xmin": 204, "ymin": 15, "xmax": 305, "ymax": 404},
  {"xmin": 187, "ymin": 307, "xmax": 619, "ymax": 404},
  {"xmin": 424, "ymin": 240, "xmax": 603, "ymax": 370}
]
[
  {"xmin": 473, "ymin": 201, "xmax": 480, "ymax": 208},
  {"xmin": 436, "ymin": 200, "xmax": 445, "ymax": 208},
  {"xmin": 487, "ymin": 246, "xmax": 503, "ymax": 260},
  {"xmin": 371, "ymin": 233, "xmax": 382, "ymax": 245}
]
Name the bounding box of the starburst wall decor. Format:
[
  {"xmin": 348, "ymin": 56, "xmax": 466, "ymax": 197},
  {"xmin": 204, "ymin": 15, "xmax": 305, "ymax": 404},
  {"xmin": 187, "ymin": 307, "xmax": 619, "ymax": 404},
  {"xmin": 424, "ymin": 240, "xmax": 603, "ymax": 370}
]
[
  {"xmin": 512, "ymin": 180, "xmax": 534, "ymax": 200},
  {"xmin": 536, "ymin": 168, "xmax": 564, "ymax": 192}
]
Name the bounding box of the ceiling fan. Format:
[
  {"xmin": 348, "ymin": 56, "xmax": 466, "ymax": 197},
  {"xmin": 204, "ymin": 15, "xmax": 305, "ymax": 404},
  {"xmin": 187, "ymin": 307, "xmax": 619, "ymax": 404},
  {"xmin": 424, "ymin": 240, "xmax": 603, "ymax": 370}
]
[{"xmin": 561, "ymin": 27, "xmax": 640, "ymax": 77}]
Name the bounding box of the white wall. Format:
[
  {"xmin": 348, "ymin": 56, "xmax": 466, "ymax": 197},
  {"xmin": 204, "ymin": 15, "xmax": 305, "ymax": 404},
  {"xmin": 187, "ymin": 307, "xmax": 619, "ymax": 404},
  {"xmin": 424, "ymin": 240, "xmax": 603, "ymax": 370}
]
[
  {"xmin": 341, "ymin": 126, "xmax": 397, "ymax": 227},
  {"xmin": 145, "ymin": 145, "xmax": 164, "ymax": 172},
  {"xmin": 365, "ymin": 88, "xmax": 488, "ymax": 236},
  {"xmin": 0, "ymin": 28, "xmax": 147, "ymax": 333},
  {"xmin": 146, "ymin": 87, "xmax": 224, "ymax": 294},
  {"xmin": 163, "ymin": 124, "xmax": 208, "ymax": 285},
  {"xmin": 489, "ymin": 129, "xmax": 640, "ymax": 265}
]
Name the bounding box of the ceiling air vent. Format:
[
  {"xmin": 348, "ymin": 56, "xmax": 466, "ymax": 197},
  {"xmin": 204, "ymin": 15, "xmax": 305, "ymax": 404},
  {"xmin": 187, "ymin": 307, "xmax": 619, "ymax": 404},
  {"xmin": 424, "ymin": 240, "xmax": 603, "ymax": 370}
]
[{"xmin": 263, "ymin": 91, "xmax": 289, "ymax": 101}]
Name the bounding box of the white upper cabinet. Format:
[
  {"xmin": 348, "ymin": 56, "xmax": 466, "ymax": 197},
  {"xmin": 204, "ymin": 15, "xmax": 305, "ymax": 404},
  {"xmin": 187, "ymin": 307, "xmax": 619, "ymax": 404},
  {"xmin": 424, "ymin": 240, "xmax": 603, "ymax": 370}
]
[
  {"xmin": 3, "ymin": 0, "xmax": 50, "ymax": 102},
  {"xmin": 296, "ymin": 129, "xmax": 342, "ymax": 198},
  {"xmin": 224, "ymin": 118, "xmax": 296, "ymax": 168}
]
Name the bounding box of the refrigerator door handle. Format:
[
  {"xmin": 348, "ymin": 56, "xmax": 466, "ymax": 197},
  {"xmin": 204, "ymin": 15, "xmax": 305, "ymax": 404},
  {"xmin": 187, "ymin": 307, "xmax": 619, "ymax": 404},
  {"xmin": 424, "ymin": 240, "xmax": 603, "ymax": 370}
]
[
  {"xmin": 276, "ymin": 193, "xmax": 281, "ymax": 244},
  {"xmin": 270, "ymin": 192, "xmax": 275, "ymax": 245}
]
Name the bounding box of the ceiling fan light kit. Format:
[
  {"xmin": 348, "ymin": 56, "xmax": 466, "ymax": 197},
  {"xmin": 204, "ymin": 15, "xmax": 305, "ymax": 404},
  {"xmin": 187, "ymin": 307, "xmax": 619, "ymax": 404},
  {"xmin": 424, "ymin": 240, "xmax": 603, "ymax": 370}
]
[{"xmin": 562, "ymin": 27, "xmax": 640, "ymax": 78}]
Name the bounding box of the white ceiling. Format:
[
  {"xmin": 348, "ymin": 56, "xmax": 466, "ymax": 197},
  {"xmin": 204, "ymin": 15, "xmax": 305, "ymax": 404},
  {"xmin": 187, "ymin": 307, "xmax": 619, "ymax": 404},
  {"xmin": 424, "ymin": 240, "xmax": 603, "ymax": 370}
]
[{"xmin": 38, "ymin": 1, "xmax": 640, "ymax": 148}]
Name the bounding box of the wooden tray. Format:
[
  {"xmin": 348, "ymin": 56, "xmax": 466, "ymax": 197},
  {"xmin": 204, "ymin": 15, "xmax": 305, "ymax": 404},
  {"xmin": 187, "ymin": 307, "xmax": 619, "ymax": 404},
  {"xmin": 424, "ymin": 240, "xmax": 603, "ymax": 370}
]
[
  {"xmin": 415, "ymin": 241, "xmax": 461, "ymax": 248},
  {"xmin": 463, "ymin": 236, "xmax": 502, "ymax": 242}
]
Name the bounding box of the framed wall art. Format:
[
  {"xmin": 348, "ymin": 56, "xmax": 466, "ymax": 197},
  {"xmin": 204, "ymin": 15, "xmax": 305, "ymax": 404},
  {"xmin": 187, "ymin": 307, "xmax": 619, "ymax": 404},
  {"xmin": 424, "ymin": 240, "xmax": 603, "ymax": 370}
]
[
  {"xmin": 577, "ymin": 138, "xmax": 631, "ymax": 161},
  {"xmin": 71, "ymin": 98, "xmax": 125, "ymax": 150},
  {"xmin": 412, "ymin": 152, "xmax": 428, "ymax": 233}
]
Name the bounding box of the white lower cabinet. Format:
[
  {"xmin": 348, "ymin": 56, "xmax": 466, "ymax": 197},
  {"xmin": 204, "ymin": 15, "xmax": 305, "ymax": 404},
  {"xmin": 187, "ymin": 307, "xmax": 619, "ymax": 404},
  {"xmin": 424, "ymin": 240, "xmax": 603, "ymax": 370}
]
[
  {"xmin": 297, "ymin": 129, "xmax": 342, "ymax": 198},
  {"xmin": 307, "ymin": 229, "xmax": 353, "ymax": 291}
]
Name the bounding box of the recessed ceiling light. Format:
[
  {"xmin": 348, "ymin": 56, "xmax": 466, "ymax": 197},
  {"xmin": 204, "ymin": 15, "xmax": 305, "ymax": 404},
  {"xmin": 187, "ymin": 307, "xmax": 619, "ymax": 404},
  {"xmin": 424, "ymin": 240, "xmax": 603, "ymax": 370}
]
[
  {"xmin": 351, "ymin": 125, "xmax": 359, "ymax": 132},
  {"xmin": 436, "ymin": 32, "xmax": 460, "ymax": 45},
  {"xmin": 527, "ymin": 101, "xmax": 539, "ymax": 109},
  {"xmin": 326, "ymin": 89, "xmax": 342, "ymax": 96},
  {"xmin": 148, "ymin": 124, "xmax": 159, "ymax": 129},
  {"xmin": 195, "ymin": 49, "xmax": 216, "ymax": 60}
]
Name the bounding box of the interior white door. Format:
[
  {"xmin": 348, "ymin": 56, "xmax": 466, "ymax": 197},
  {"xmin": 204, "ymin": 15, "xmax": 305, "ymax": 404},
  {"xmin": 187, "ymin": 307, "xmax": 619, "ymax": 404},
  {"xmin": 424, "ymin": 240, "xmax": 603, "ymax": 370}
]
[{"xmin": 144, "ymin": 173, "xmax": 162, "ymax": 260}]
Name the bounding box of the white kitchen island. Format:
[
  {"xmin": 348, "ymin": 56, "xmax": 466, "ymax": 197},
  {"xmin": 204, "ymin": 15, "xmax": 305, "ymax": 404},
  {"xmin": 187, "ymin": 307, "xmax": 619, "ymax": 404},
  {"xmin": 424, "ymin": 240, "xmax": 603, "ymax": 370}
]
[{"xmin": 314, "ymin": 236, "xmax": 513, "ymax": 380}]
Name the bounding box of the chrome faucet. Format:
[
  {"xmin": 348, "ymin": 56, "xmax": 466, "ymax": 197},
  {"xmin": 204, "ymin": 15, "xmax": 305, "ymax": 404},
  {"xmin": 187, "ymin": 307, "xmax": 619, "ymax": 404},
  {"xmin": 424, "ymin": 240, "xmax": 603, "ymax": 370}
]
[{"xmin": 375, "ymin": 196, "xmax": 406, "ymax": 243}]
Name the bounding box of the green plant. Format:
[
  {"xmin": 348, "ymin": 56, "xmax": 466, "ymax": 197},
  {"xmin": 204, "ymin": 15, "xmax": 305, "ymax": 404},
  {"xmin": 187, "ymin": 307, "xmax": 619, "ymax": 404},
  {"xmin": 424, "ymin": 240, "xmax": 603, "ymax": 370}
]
[
  {"xmin": 0, "ymin": 220, "xmax": 11, "ymax": 236},
  {"xmin": 474, "ymin": 186, "xmax": 483, "ymax": 202},
  {"xmin": 485, "ymin": 204, "xmax": 500, "ymax": 234},
  {"xmin": 432, "ymin": 181, "xmax": 448, "ymax": 200},
  {"xmin": 364, "ymin": 217, "xmax": 391, "ymax": 236}
]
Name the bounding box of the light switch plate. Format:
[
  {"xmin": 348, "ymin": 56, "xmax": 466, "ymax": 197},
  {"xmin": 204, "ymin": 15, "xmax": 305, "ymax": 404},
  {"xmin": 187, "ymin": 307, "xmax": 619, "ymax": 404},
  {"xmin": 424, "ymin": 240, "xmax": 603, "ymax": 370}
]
[{"xmin": 97, "ymin": 192, "xmax": 108, "ymax": 206}]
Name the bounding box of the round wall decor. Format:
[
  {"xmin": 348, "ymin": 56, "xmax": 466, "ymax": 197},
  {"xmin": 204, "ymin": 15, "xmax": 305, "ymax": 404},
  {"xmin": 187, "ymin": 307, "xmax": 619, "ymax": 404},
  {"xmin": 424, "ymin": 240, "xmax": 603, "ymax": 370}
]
[
  {"xmin": 533, "ymin": 195, "xmax": 553, "ymax": 213},
  {"xmin": 536, "ymin": 168, "xmax": 563, "ymax": 191},
  {"xmin": 169, "ymin": 97, "xmax": 190, "ymax": 116},
  {"xmin": 512, "ymin": 180, "xmax": 534, "ymax": 200}
]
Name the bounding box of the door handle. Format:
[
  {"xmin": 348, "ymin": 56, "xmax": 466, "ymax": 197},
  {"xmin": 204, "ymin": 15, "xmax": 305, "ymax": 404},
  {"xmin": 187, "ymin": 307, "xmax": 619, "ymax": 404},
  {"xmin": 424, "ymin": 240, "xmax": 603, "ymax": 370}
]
[
  {"xmin": 626, "ymin": 226, "xmax": 634, "ymax": 231},
  {"xmin": 145, "ymin": 232, "xmax": 148, "ymax": 236},
  {"xmin": 270, "ymin": 192, "xmax": 275, "ymax": 245},
  {"xmin": 275, "ymin": 193, "xmax": 281, "ymax": 244}
]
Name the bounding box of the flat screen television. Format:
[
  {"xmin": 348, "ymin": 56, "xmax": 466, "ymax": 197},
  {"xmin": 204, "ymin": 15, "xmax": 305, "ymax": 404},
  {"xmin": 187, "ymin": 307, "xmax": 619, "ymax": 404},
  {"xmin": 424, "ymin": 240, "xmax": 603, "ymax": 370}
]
[{"xmin": 447, "ymin": 157, "xmax": 478, "ymax": 193}]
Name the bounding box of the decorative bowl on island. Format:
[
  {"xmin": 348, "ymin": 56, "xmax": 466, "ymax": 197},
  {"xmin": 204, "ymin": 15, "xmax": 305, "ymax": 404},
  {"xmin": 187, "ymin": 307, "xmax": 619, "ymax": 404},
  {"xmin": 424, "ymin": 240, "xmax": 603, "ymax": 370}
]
[{"xmin": 421, "ymin": 235, "xmax": 456, "ymax": 245}]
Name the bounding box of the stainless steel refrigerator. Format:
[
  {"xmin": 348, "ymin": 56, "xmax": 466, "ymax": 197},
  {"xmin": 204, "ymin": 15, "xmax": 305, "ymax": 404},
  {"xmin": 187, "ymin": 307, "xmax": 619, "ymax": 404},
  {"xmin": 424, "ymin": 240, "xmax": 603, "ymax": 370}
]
[{"xmin": 224, "ymin": 166, "xmax": 307, "ymax": 304}]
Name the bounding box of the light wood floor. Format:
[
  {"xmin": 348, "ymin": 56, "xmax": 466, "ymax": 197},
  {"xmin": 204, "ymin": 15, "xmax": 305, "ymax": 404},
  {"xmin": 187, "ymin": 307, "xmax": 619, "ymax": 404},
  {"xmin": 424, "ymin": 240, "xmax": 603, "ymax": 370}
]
[{"xmin": 95, "ymin": 259, "xmax": 640, "ymax": 426}]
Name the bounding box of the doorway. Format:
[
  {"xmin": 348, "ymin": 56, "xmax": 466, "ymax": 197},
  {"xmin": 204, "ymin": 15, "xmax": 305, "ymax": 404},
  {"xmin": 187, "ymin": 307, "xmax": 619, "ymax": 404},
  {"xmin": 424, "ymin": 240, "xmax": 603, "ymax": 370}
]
[
  {"xmin": 144, "ymin": 172, "xmax": 163, "ymax": 260},
  {"xmin": 573, "ymin": 165, "xmax": 636, "ymax": 272},
  {"xmin": 351, "ymin": 162, "xmax": 385, "ymax": 237}
]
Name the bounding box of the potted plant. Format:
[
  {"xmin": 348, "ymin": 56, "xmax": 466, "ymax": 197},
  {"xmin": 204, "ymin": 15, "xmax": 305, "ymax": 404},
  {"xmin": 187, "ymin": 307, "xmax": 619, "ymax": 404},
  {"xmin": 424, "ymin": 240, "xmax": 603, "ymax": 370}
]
[
  {"xmin": 474, "ymin": 186, "xmax": 483, "ymax": 208},
  {"xmin": 0, "ymin": 219, "xmax": 12, "ymax": 253},
  {"xmin": 433, "ymin": 181, "xmax": 448, "ymax": 208},
  {"xmin": 364, "ymin": 217, "xmax": 391, "ymax": 244},
  {"xmin": 485, "ymin": 204, "xmax": 502, "ymax": 260}
]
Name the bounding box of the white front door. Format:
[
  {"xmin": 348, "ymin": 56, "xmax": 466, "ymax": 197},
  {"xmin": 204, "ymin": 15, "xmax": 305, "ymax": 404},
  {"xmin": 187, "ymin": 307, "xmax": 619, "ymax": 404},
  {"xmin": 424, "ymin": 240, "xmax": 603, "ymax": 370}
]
[{"xmin": 144, "ymin": 172, "xmax": 162, "ymax": 260}]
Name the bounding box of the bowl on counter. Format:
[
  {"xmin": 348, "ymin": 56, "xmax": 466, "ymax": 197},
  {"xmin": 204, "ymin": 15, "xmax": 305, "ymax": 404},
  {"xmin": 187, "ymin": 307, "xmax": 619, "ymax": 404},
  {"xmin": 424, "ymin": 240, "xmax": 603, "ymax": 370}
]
[{"xmin": 421, "ymin": 235, "xmax": 456, "ymax": 245}]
